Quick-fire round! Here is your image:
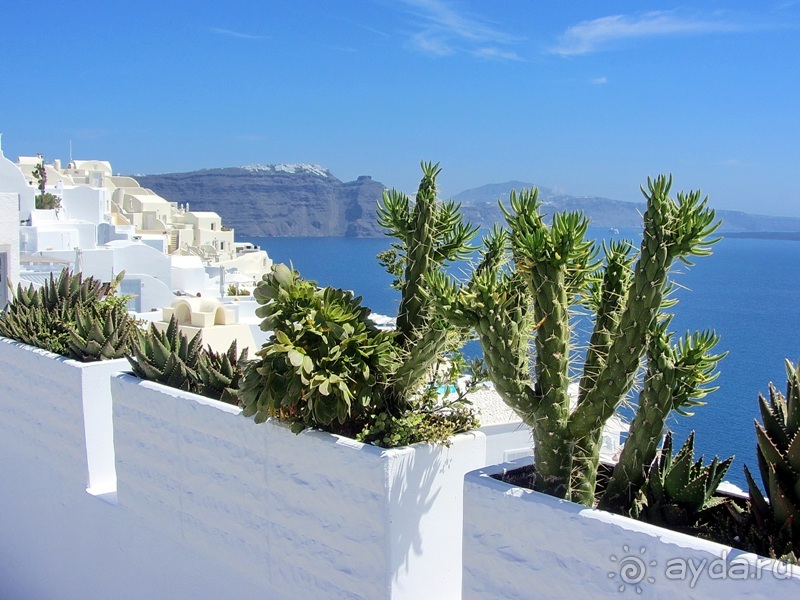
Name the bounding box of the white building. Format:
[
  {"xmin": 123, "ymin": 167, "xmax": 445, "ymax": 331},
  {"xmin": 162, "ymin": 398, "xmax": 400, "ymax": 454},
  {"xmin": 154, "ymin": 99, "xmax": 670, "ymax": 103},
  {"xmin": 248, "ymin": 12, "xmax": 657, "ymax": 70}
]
[{"xmin": 0, "ymin": 140, "xmax": 271, "ymax": 311}]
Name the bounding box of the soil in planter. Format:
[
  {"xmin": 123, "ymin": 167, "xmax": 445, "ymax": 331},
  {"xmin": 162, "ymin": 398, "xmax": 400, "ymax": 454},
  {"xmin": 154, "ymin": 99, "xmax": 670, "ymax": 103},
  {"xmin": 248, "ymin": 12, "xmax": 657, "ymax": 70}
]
[{"xmin": 493, "ymin": 462, "xmax": 615, "ymax": 503}]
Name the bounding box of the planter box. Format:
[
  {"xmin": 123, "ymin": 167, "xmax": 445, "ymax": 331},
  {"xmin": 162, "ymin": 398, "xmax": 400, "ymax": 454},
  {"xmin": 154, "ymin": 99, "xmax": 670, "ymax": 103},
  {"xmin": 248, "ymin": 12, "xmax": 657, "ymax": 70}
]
[
  {"xmin": 462, "ymin": 461, "xmax": 800, "ymax": 599},
  {"xmin": 111, "ymin": 373, "xmax": 487, "ymax": 600},
  {"xmin": 0, "ymin": 336, "xmax": 125, "ymax": 495}
]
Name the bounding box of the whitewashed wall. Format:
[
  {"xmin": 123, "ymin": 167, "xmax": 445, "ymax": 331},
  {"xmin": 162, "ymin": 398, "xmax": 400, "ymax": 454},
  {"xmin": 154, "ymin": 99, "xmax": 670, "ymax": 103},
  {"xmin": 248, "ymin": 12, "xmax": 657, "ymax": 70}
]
[
  {"xmin": 0, "ymin": 343, "xmax": 489, "ymax": 600},
  {"xmin": 0, "ymin": 192, "xmax": 20, "ymax": 294},
  {"xmin": 112, "ymin": 374, "xmax": 487, "ymax": 600},
  {"xmin": 462, "ymin": 463, "xmax": 800, "ymax": 600}
]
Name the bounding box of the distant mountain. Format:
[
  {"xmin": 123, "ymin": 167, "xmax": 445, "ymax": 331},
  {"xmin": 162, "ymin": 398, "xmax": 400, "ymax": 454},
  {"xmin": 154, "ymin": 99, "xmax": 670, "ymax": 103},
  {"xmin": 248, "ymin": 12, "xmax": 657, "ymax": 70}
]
[
  {"xmin": 132, "ymin": 167, "xmax": 800, "ymax": 237},
  {"xmin": 135, "ymin": 164, "xmax": 386, "ymax": 237},
  {"xmin": 453, "ymin": 182, "xmax": 800, "ymax": 234}
]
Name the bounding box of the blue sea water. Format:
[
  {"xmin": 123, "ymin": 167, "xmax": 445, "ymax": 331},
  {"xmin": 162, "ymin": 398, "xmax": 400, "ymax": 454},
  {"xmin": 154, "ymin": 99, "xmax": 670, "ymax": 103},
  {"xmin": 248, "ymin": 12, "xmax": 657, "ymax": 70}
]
[{"xmin": 245, "ymin": 231, "xmax": 800, "ymax": 489}]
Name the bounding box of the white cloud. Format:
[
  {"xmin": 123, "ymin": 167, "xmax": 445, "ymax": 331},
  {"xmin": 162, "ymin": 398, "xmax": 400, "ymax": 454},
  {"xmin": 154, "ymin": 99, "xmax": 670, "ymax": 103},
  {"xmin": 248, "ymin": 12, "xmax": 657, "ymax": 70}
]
[
  {"xmin": 396, "ymin": 0, "xmax": 521, "ymax": 59},
  {"xmin": 473, "ymin": 47, "xmax": 524, "ymax": 61},
  {"xmin": 409, "ymin": 31, "xmax": 455, "ymax": 56},
  {"xmin": 551, "ymin": 11, "xmax": 742, "ymax": 56},
  {"xmin": 591, "ymin": 76, "xmax": 608, "ymax": 85},
  {"xmin": 207, "ymin": 27, "xmax": 265, "ymax": 41}
]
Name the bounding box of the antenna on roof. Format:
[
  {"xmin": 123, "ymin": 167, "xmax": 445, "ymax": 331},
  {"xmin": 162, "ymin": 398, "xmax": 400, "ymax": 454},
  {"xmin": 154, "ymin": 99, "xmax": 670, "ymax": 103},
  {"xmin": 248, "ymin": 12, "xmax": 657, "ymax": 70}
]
[{"xmin": 69, "ymin": 140, "xmax": 73, "ymax": 162}]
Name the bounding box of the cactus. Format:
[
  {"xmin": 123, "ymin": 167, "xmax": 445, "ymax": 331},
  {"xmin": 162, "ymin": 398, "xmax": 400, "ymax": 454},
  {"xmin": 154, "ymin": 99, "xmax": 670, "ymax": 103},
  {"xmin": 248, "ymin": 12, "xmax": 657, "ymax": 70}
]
[
  {"xmin": 743, "ymin": 360, "xmax": 800, "ymax": 563},
  {"xmin": 636, "ymin": 431, "xmax": 733, "ymax": 530},
  {"xmin": 239, "ymin": 163, "xmax": 480, "ymax": 444},
  {"xmin": 197, "ymin": 340, "xmax": 248, "ymax": 405},
  {"xmin": 376, "ymin": 161, "xmax": 478, "ymax": 410},
  {"xmin": 127, "ymin": 315, "xmax": 202, "ymax": 391},
  {"xmin": 599, "ymin": 324, "xmax": 725, "ymax": 513},
  {"xmin": 429, "ymin": 175, "xmax": 721, "ymax": 503}
]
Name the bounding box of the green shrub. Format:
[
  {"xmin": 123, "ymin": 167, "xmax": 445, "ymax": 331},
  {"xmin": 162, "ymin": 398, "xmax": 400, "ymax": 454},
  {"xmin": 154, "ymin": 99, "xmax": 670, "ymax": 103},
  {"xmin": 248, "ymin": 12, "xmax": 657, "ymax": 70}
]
[{"xmin": 241, "ymin": 264, "xmax": 399, "ymax": 432}]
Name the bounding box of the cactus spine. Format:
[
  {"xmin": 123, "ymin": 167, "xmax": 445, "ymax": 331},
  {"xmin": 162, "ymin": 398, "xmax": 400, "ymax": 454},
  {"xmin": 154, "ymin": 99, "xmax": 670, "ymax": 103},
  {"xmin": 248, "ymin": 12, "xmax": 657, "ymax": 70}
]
[{"xmin": 429, "ymin": 174, "xmax": 721, "ymax": 505}]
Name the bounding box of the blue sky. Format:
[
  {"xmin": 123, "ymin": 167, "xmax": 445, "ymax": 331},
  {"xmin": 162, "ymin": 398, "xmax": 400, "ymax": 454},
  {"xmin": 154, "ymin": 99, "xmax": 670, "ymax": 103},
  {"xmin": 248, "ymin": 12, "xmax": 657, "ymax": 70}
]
[{"xmin": 2, "ymin": 1, "xmax": 799, "ymax": 216}]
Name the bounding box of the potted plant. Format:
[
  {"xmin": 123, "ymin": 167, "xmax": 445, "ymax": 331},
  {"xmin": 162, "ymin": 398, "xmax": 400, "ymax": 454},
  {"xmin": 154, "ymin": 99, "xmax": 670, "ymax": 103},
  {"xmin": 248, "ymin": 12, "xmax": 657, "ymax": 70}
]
[
  {"xmin": 427, "ymin": 176, "xmax": 800, "ymax": 596},
  {"xmin": 112, "ymin": 163, "xmax": 488, "ymax": 599},
  {"xmin": 0, "ymin": 269, "xmax": 135, "ymax": 496}
]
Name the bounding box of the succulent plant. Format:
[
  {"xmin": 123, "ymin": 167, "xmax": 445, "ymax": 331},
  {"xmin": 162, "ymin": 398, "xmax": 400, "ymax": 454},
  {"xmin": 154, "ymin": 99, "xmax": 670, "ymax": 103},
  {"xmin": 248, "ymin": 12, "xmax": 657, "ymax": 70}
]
[
  {"xmin": 428, "ymin": 175, "xmax": 722, "ymax": 503},
  {"xmin": 66, "ymin": 299, "xmax": 137, "ymax": 361},
  {"xmin": 376, "ymin": 161, "xmax": 479, "ymax": 410},
  {"xmin": 636, "ymin": 431, "xmax": 733, "ymax": 530},
  {"xmin": 197, "ymin": 340, "xmax": 248, "ymax": 405},
  {"xmin": 743, "ymin": 360, "xmax": 800, "ymax": 563},
  {"xmin": 599, "ymin": 324, "xmax": 725, "ymax": 514},
  {"xmin": 241, "ymin": 164, "xmax": 480, "ymax": 446},
  {"xmin": 127, "ymin": 315, "xmax": 202, "ymax": 391},
  {"xmin": 241, "ymin": 264, "xmax": 399, "ymax": 431},
  {"xmin": 0, "ymin": 269, "xmax": 133, "ymax": 362}
]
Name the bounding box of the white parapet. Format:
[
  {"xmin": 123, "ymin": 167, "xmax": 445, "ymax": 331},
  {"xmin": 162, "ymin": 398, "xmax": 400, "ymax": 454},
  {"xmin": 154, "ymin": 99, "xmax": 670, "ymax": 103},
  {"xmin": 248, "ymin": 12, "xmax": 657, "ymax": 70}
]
[
  {"xmin": 0, "ymin": 337, "xmax": 126, "ymax": 495},
  {"xmin": 112, "ymin": 373, "xmax": 487, "ymax": 599},
  {"xmin": 462, "ymin": 460, "xmax": 800, "ymax": 599}
]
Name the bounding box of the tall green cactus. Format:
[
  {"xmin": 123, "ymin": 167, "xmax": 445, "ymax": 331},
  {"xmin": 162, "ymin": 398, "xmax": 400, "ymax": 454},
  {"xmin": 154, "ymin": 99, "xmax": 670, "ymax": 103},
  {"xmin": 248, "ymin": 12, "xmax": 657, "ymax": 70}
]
[
  {"xmin": 376, "ymin": 161, "xmax": 478, "ymax": 410},
  {"xmin": 239, "ymin": 163, "xmax": 480, "ymax": 444},
  {"xmin": 429, "ymin": 175, "xmax": 721, "ymax": 503},
  {"xmin": 599, "ymin": 325, "xmax": 725, "ymax": 513}
]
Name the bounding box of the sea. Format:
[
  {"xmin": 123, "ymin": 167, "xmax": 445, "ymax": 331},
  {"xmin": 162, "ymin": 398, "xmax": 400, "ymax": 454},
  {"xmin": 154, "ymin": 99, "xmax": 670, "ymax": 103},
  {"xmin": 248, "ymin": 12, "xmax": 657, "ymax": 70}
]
[{"xmin": 243, "ymin": 231, "xmax": 800, "ymax": 489}]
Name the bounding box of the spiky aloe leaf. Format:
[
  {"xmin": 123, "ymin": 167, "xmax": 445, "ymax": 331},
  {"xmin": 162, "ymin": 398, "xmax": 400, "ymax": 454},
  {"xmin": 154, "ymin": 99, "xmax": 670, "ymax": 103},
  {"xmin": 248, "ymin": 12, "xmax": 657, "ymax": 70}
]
[{"xmin": 127, "ymin": 316, "xmax": 201, "ymax": 392}]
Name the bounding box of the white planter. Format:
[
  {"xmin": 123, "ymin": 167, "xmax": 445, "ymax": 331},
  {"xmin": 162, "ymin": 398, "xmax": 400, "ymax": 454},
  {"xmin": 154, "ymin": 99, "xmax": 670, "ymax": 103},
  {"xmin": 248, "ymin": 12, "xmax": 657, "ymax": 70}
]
[
  {"xmin": 0, "ymin": 336, "xmax": 125, "ymax": 495},
  {"xmin": 462, "ymin": 461, "xmax": 800, "ymax": 599},
  {"xmin": 111, "ymin": 373, "xmax": 487, "ymax": 600}
]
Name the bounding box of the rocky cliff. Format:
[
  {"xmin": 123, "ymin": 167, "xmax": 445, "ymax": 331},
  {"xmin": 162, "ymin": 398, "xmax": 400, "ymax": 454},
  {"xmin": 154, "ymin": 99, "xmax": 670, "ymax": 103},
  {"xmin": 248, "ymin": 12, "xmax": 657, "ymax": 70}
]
[
  {"xmin": 135, "ymin": 164, "xmax": 386, "ymax": 237},
  {"xmin": 133, "ymin": 166, "xmax": 800, "ymax": 237}
]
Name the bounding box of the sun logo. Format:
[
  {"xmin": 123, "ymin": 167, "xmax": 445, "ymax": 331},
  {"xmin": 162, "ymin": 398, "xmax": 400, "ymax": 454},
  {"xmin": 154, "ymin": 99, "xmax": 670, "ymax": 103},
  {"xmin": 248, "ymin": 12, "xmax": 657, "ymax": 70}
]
[{"xmin": 608, "ymin": 545, "xmax": 657, "ymax": 594}]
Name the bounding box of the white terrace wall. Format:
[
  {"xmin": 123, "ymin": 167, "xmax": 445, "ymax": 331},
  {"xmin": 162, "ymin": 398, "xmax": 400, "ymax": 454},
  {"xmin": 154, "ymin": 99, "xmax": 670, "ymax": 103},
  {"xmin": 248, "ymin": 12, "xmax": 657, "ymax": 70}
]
[
  {"xmin": 0, "ymin": 192, "xmax": 20, "ymax": 299},
  {"xmin": 462, "ymin": 463, "xmax": 800, "ymax": 600},
  {"xmin": 0, "ymin": 340, "xmax": 487, "ymax": 600},
  {"xmin": 0, "ymin": 339, "xmax": 266, "ymax": 599}
]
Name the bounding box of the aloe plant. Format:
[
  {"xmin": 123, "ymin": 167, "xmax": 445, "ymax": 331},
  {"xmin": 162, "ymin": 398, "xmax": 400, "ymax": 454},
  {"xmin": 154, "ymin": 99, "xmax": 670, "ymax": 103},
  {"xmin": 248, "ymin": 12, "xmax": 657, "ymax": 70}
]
[
  {"xmin": 198, "ymin": 340, "xmax": 248, "ymax": 405},
  {"xmin": 429, "ymin": 175, "xmax": 722, "ymax": 504},
  {"xmin": 743, "ymin": 360, "xmax": 800, "ymax": 563},
  {"xmin": 0, "ymin": 269, "xmax": 134, "ymax": 362},
  {"xmin": 66, "ymin": 299, "xmax": 137, "ymax": 361},
  {"xmin": 127, "ymin": 315, "xmax": 202, "ymax": 391},
  {"xmin": 636, "ymin": 431, "xmax": 733, "ymax": 530}
]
